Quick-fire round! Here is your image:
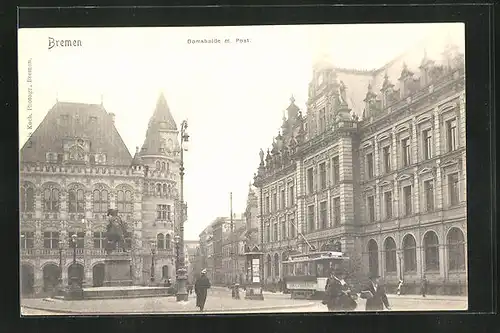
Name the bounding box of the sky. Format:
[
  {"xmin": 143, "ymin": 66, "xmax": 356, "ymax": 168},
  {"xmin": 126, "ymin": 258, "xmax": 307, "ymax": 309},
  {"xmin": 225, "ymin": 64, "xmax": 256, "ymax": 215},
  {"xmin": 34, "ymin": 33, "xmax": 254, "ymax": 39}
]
[{"xmin": 18, "ymin": 23, "xmax": 464, "ymax": 240}]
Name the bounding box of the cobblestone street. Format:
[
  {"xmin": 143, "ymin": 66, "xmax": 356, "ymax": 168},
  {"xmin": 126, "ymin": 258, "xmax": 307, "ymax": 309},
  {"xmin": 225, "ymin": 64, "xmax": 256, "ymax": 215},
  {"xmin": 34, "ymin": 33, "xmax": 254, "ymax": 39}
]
[{"xmin": 20, "ymin": 288, "xmax": 467, "ymax": 315}]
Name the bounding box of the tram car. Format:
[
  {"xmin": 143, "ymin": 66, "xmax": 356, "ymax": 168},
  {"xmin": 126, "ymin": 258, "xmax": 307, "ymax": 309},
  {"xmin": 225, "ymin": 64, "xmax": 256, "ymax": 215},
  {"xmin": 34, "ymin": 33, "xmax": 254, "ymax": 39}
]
[{"xmin": 283, "ymin": 251, "xmax": 349, "ymax": 300}]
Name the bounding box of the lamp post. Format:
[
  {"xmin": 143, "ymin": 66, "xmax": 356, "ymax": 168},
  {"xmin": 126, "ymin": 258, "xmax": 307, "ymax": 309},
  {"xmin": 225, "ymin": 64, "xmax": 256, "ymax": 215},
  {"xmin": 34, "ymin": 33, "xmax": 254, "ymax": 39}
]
[
  {"xmin": 398, "ymin": 250, "xmax": 403, "ymax": 281},
  {"xmin": 174, "ymin": 235, "xmax": 180, "ymax": 277},
  {"xmin": 176, "ymin": 120, "xmax": 189, "ymax": 302},
  {"xmin": 150, "ymin": 240, "xmax": 156, "ymax": 284},
  {"xmin": 58, "ymin": 240, "xmax": 64, "ymax": 292},
  {"xmin": 65, "ymin": 234, "xmax": 83, "ymax": 299}
]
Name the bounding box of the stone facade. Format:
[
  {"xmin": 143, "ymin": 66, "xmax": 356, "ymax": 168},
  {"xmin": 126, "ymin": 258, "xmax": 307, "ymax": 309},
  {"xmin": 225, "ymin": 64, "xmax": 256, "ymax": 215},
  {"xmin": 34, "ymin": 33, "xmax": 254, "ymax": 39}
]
[
  {"xmin": 20, "ymin": 93, "xmax": 182, "ymax": 295},
  {"xmin": 253, "ymin": 39, "xmax": 467, "ymax": 295}
]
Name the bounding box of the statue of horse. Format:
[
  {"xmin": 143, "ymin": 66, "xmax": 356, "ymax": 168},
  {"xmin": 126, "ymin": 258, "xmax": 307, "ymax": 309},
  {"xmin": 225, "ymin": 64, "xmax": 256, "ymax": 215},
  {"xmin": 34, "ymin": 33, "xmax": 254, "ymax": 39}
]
[{"xmin": 105, "ymin": 209, "xmax": 129, "ymax": 254}]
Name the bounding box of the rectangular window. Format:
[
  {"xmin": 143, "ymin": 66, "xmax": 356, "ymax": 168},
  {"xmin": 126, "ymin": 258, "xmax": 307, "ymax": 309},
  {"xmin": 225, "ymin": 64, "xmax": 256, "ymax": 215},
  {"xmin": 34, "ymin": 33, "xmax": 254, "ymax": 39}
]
[
  {"xmin": 21, "ymin": 231, "xmax": 34, "ymax": 249},
  {"xmin": 332, "ymin": 156, "xmax": 340, "ymax": 185},
  {"xmin": 383, "ymin": 146, "xmax": 391, "ymax": 173},
  {"xmin": 156, "ymin": 204, "xmax": 167, "ymax": 220},
  {"xmin": 166, "ymin": 205, "xmax": 171, "ymax": 220},
  {"xmin": 272, "ymin": 193, "xmax": 277, "ymax": 212},
  {"xmin": 319, "ymin": 162, "xmax": 327, "ymax": 189},
  {"xmin": 273, "ymin": 223, "xmax": 278, "ymax": 242},
  {"xmin": 307, "ymin": 205, "xmax": 315, "ymax": 232},
  {"xmin": 43, "ymin": 231, "xmax": 59, "ymax": 249},
  {"xmin": 401, "ymin": 138, "xmax": 411, "ymax": 167},
  {"xmin": 93, "ymin": 232, "xmax": 105, "ymax": 248},
  {"xmin": 366, "ymin": 153, "xmax": 374, "ymax": 178},
  {"xmin": 307, "ymin": 168, "xmax": 314, "ymax": 194},
  {"xmin": 448, "ymin": 173, "xmax": 459, "ymax": 206},
  {"xmin": 266, "ymin": 225, "xmax": 270, "ymax": 243},
  {"xmin": 423, "ymin": 129, "xmax": 433, "ymax": 160},
  {"xmin": 446, "ymin": 119, "xmax": 458, "ymax": 152},
  {"xmin": 265, "ymin": 196, "xmax": 270, "ymax": 214},
  {"xmin": 289, "ymin": 185, "xmax": 295, "ymax": 206},
  {"xmin": 367, "ymin": 195, "xmax": 375, "ymax": 222},
  {"xmin": 319, "ymin": 201, "xmax": 327, "ymax": 229},
  {"xmin": 403, "ymin": 186, "xmax": 412, "ymax": 216},
  {"xmin": 384, "ymin": 191, "xmax": 393, "ymax": 219},
  {"xmin": 333, "ymin": 197, "xmax": 341, "ymax": 226},
  {"xmin": 68, "ymin": 231, "xmax": 85, "ymax": 248},
  {"xmin": 281, "ymin": 221, "xmax": 286, "ymax": 240},
  {"xmin": 424, "ymin": 180, "xmax": 435, "ymax": 211},
  {"xmin": 280, "ymin": 188, "xmax": 286, "ymax": 210}
]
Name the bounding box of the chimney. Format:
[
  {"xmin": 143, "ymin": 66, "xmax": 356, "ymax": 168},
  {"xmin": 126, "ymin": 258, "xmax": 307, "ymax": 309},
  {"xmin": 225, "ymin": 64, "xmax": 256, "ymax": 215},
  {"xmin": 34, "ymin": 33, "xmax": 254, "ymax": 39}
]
[{"xmin": 109, "ymin": 112, "xmax": 115, "ymax": 124}]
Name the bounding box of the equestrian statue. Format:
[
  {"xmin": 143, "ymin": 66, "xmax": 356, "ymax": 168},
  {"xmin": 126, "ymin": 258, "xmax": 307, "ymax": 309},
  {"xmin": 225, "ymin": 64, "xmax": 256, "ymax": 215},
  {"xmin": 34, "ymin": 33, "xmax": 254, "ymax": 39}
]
[{"xmin": 105, "ymin": 208, "xmax": 129, "ymax": 254}]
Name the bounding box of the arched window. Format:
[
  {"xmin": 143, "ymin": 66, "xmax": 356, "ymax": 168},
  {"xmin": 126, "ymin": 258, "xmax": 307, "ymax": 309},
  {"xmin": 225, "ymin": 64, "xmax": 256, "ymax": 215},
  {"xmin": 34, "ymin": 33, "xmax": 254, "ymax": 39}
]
[
  {"xmin": 165, "ymin": 234, "xmax": 171, "ymax": 249},
  {"xmin": 424, "ymin": 231, "xmax": 440, "ymax": 271},
  {"xmin": 20, "ymin": 184, "xmax": 35, "ymax": 212},
  {"xmin": 155, "ymin": 161, "xmax": 161, "ymax": 170},
  {"xmin": 162, "ymin": 265, "xmax": 169, "ymax": 279},
  {"xmin": 384, "ymin": 237, "xmax": 397, "ymax": 273},
  {"xmin": 156, "ymin": 184, "xmax": 161, "ymax": 196},
  {"xmin": 266, "ymin": 254, "xmax": 272, "ymax": 279},
  {"xmin": 157, "ymin": 233, "xmax": 165, "ymax": 249},
  {"xmin": 163, "ymin": 184, "xmax": 168, "ymax": 197},
  {"xmin": 117, "ymin": 189, "xmax": 133, "ymax": 213},
  {"xmin": 43, "ymin": 187, "xmax": 59, "ymax": 212},
  {"xmin": 93, "ymin": 189, "xmax": 108, "ymax": 213},
  {"xmin": 368, "ymin": 239, "xmax": 379, "ymax": 277},
  {"xmin": 447, "ymin": 228, "xmax": 465, "ymax": 271},
  {"xmin": 161, "ymin": 162, "xmax": 166, "ymax": 171},
  {"xmin": 403, "ymin": 234, "xmax": 417, "ymax": 272},
  {"xmin": 273, "ymin": 253, "xmax": 280, "ymax": 278},
  {"xmin": 166, "ymin": 163, "xmax": 170, "ymax": 172},
  {"xmin": 68, "ymin": 188, "xmax": 85, "ymax": 213}
]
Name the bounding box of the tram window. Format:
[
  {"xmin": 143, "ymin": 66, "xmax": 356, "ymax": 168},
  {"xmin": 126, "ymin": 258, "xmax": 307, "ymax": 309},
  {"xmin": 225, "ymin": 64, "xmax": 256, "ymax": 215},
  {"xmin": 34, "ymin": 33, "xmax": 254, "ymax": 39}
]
[
  {"xmin": 317, "ymin": 263, "xmax": 325, "ymax": 277},
  {"xmin": 308, "ymin": 263, "xmax": 315, "ymax": 276}
]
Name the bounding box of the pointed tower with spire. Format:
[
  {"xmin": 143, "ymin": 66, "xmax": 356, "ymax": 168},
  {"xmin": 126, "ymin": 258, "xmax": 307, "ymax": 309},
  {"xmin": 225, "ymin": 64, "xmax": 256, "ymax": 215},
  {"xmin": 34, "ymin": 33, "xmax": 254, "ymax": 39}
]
[{"xmin": 138, "ymin": 92, "xmax": 180, "ymax": 271}]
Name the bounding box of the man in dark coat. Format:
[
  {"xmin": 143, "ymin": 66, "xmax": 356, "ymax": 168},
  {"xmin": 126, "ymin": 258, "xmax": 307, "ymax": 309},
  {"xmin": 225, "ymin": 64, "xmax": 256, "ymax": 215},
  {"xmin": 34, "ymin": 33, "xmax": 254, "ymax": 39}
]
[
  {"xmin": 361, "ymin": 273, "xmax": 391, "ymax": 311},
  {"xmin": 324, "ymin": 269, "xmax": 357, "ymax": 311},
  {"xmin": 195, "ymin": 269, "xmax": 211, "ymax": 311}
]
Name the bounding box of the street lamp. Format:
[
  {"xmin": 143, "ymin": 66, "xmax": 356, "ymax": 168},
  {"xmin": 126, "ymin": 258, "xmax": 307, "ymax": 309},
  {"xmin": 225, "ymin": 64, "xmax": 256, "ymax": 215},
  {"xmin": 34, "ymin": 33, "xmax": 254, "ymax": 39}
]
[
  {"xmin": 174, "ymin": 235, "xmax": 180, "ymax": 276},
  {"xmin": 150, "ymin": 240, "xmax": 156, "ymax": 283},
  {"xmin": 65, "ymin": 233, "xmax": 83, "ymax": 299},
  {"xmin": 176, "ymin": 120, "xmax": 189, "ymax": 302},
  {"xmin": 398, "ymin": 250, "xmax": 403, "ymax": 281},
  {"xmin": 58, "ymin": 240, "xmax": 64, "ymax": 293}
]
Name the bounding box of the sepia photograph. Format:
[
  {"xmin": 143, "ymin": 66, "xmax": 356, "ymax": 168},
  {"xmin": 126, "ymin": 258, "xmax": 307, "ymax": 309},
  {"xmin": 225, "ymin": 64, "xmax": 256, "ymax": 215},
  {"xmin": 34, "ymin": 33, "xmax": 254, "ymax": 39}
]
[{"xmin": 18, "ymin": 22, "xmax": 467, "ymax": 315}]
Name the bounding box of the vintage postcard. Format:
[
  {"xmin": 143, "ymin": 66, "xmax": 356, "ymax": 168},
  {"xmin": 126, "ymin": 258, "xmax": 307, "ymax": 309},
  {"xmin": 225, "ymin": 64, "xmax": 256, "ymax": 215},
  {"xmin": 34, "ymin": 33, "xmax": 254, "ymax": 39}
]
[{"xmin": 18, "ymin": 23, "xmax": 467, "ymax": 315}]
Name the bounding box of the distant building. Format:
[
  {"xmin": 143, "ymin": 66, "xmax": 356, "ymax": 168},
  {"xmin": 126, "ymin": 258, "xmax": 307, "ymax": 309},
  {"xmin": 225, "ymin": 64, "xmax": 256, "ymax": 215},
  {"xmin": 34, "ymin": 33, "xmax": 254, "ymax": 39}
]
[
  {"xmin": 253, "ymin": 35, "xmax": 466, "ymax": 294},
  {"xmin": 19, "ymin": 93, "xmax": 183, "ymax": 295}
]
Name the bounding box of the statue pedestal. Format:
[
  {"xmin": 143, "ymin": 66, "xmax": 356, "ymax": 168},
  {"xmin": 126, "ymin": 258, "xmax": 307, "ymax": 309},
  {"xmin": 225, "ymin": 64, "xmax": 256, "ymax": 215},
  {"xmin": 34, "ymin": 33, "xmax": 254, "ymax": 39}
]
[{"xmin": 103, "ymin": 252, "xmax": 133, "ymax": 287}]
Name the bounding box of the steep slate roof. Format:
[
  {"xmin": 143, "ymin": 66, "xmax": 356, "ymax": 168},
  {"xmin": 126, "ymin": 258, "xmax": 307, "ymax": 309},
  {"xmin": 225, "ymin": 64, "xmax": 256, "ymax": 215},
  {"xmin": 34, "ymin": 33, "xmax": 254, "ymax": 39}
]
[
  {"xmin": 141, "ymin": 92, "xmax": 178, "ymax": 155},
  {"xmin": 20, "ymin": 101, "xmax": 132, "ymax": 165}
]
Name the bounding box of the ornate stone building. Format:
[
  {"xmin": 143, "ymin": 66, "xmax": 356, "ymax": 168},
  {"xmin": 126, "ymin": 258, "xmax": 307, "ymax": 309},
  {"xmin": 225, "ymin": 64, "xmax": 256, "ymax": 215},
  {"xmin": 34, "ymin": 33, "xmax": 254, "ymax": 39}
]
[
  {"xmin": 20, "ymin": 93, "xmax": 183, "ymax": 295},
  {"xmin": 253, "ymin": 38, "xmax": 467, "ymax": 294}
]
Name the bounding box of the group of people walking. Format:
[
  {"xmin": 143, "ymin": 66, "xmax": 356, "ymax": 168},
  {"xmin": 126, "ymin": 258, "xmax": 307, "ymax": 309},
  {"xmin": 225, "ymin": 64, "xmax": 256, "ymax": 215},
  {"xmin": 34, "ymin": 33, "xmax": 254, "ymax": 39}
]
[{"xmin": 322, "ymin": 268, "xmax": 391, "ymax": 312}]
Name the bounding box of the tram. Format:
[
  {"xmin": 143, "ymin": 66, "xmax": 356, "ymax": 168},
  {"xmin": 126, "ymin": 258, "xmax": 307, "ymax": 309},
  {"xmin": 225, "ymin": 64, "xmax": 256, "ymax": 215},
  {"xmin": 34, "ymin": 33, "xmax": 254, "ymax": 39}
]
[{"xmin": 283, "ymin": 251, "xmax": 349, "ymax": 300}]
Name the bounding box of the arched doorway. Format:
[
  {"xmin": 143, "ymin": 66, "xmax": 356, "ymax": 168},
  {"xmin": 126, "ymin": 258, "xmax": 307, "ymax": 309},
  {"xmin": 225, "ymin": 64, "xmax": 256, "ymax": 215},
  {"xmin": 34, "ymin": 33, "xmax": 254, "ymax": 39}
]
[
  {"xmin": 162, "ymin": 265, "xmax": 169, "ymax": 280},
  {"xmin": 21, "ymin": 264, "xmax": 34, "ymax": 296},
  {"xmin": 92, "ymin": 263, "xmax": 105, "ymax": 287},
  {"xmin": 68, "ymin": 263, "xmax": 85, "ymax": 287},
  {"xmin": 447, "ymin": 228, "xmax": 466, "ymax": 271},
  {"xmin": 43, "ymin": 263, "xmax": 60, "ymax": 292},
  {"xmin": 367, "ymin": 239, "xmax": 379, "ymax": 277}
]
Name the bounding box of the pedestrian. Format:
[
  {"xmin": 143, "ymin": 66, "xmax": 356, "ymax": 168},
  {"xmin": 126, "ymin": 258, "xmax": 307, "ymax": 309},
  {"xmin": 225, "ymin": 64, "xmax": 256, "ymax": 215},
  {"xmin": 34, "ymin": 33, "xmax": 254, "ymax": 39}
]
[
  {"xmin": 323, "ymin": 268, "xmax": 357, "ymax": 312},
  {"xmin": 195, "ymin": 269, "xmax": 211, "ymax": 312},
  {"xmin": 397, "ymin": 279, "xmax": 404, "ymax": 296},
  {"xmin": 361, "ymin": 273, "xmax": 391, "ymax": 311},
  {"xmin": 421, "ymin": 275, "xmax": 428, "ymax": 298}
]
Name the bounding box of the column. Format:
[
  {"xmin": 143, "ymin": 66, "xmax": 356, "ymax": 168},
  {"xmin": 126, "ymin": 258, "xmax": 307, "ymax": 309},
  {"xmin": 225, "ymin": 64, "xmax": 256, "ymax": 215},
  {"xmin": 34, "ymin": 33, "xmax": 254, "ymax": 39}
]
[
  {"xmin": 35, "ymin": 189, "xmax": 42, "ymax": 220},
  {"xmin": 393, "ymin": 177, "xmax": 399, "ymax": 218},
  {"xmin": 411, "ymin": 117, "xmax": 418, "ymax": 164},
  {"xmin": 296, "ymin": 160, "xmax": 305, "ymax": 234},
  {"xmin": 433, "ymin": 108, "xmax": 441, "ymax": 156},
  {"xmin": 436, "ymin": 166, "xmax": 443, "ymax": 210},
  {"xmin": 413, "ymin": 172, "xmax": 420, "ymax": 214},
  {"xmin": 391, "ymin": 128, "xmax": 398, "ymax": 170},
  {"xmin": 459, "ymin": 92, "xmax": 466, "ymax": 149},
  {"xmin": 327, "ymin": 190, "xmax": 331, "ymax": 228},
  {"xmin": 375, "ymin": 184, "xmax": 381, "ymax": 221},
  {"xmin": 374, "ymin": 138, "xmax": 380, "ymax": 177}
]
